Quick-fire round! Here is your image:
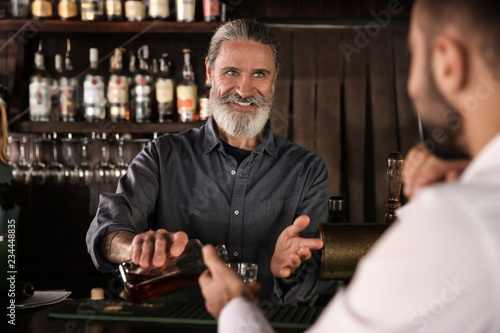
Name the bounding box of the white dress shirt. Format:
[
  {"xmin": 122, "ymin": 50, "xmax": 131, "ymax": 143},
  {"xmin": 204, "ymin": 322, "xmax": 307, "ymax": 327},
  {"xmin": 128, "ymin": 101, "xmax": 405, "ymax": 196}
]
[{"xmin": 218, "ymin": 133, "xmax": 500, "ymax": 333}]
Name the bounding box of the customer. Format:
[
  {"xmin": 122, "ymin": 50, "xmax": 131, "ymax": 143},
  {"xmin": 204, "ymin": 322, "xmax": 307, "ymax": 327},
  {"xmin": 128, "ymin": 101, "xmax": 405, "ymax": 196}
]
[
  {"xmin": 86, "ymin": 19, "xmax": 331, "ymax": 304},
  {"xmin": 199, "ymin": 1, "xmax": 500, "ymax": 331}
]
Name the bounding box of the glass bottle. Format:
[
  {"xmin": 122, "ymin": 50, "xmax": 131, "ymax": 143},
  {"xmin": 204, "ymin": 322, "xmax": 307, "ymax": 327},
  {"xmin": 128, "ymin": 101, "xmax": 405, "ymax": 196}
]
[
  {"xmin": 198, "ymin": 73, "xmax": 212, "ymax": 121},
  {"xmin": 132, "ymin": 45, "xmax": 153, "ymax": 123},
  {"xmin": 105, "ymin": 0, "xmax": 122, "ymax": 20},
  {"xmin": 29, "ymin": 41, "xmax": 52, "ymax": 122},
  {"xmin": 60, "ymin": 39, "xmax": 79, "ymax": 122},
  {"xmin": 31, "ymin": 0, "xmax": 54, "ymax": 19},
  {"xmin": 119, "ymin": 239, "xmax": 228, "ymax": 305},
  {"xmin": 58, "ymin": 0, "xmax": 79, "ymax": 20},
  {"xmin": 51, "ymin": 54, "xmax": 62, "ymax": 121},
  {"xmin": 202, "ymin": 0, "xmax": 218, "ymax": 22},
  {"xmin": 83, "ymin": 48, "xmax": 106, "ymax": 121},
  {"xmin": 148, "ymin": 0, "xmax": 169, "ymax": 20},
  {"xmin": 10, "ymin": 0, "xmax": 30, "ymax": 18},
  {"xmin": 177, "ymin": 48, "xmax": 197, "ymax": 122},
  {"xmin": 156, "ymin": 53, "xmax": 175, "ymax": 123},
  {"xmin": 124, "ymin": 0, "xmax": 145, "ymax": 21},
  {"xmin": 108, "ymin": 48, "xmax": 130, "ymax": 122},
  {"xmin": 175, "ymin": 0, "xmax": 195, "ymax": 22},
  {"xmin": 81, "ymin": 0, "xmax": 103, "ymax": 21}
]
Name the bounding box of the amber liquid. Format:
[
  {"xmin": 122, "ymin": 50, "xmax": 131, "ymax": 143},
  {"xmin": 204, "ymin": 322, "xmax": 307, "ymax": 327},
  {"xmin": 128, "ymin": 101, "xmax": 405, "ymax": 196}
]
[{"xmin": 124, "ymin": 268, "xmax": 202, "ymax": 305}]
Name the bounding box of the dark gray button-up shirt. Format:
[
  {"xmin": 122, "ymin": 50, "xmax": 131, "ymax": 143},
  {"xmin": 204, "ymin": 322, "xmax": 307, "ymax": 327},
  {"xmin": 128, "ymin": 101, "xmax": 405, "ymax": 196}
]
[{"xmin": 86, "ymin": 116, "xmax": 330, "ymax": 304}]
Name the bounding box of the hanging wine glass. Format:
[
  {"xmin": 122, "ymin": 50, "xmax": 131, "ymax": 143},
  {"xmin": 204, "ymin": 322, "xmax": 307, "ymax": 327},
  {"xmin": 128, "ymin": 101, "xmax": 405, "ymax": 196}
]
[
  {"xmin": 6, "ymin": 136, "xmax": 17, "ymax": 170},
  {"xmin": 113, "ymin": 135, "xmax": 129, "ymax": 181},
  {"xmin": 46, "ymin": 132, "xmax": 64, "ymax": 185},
  {"xmin": 62, "ymin": 133, "xmax": 77, "ymax": 184},
  {"xmin": 75, "ymin": 137, "xmax": 93, "ymax": 186},
  {"xmin": 12, "ymin": 136, "xmax": 31, "ymax": 185},
  {"xmin": 93, "ymin": 133, "xmax": 115, "ymax": 184},
  {"xmin": 30, "ymin": 136, "xmax": 46, "ymax": 185}
]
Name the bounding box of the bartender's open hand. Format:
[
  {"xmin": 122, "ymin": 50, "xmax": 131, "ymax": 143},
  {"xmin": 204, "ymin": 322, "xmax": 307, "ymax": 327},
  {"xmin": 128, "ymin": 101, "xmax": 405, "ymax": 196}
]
[
  {"xmin": 271, "ymin": 215, "xmax": 324, "ymax": 279},
  {"xmin": 403, "ymin": 143, "xmax": 469, "ymax": 199},
  {"xmin": 130, "ymin": 229, "xmax": 188, "ymax": 268},
  {"xmin": 199, "ymin": 245, "xmax": 260, "ymax": 319}
]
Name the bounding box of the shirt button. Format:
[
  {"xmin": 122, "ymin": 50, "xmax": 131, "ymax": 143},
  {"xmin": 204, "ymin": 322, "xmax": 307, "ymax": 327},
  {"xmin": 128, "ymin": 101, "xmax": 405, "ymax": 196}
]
[
  {"xmin": 233, "ymin": 251, "xmax": 239, "ymax": 257},
  {"xmin": 234, "ymin": 210, "xmax": 240, "ymax": 215},
  {"xmin": 231, "ymin": 170, "xmax": 236, "ymax": 175}
]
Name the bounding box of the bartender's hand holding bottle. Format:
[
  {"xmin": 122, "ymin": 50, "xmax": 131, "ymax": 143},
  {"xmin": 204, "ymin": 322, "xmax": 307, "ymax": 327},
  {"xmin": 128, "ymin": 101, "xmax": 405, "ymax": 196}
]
[
  {"xmin": 103, "ymin": 229, "xmax": 188, "ymax": 268},
  {"xmin": 271, "ymin": 215, "xmax": 324, "ymax": 278}
]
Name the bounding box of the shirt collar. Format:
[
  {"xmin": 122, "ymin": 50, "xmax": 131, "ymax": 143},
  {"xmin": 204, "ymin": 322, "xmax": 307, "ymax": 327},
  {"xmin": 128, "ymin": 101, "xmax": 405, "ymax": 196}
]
[
  {"xmin": 203, "ymin": 116, "xmax": 278, "ymax": 158},
  {"xmin": 460, "ymin": 132, "xmax": 500, "ymax": 183}
]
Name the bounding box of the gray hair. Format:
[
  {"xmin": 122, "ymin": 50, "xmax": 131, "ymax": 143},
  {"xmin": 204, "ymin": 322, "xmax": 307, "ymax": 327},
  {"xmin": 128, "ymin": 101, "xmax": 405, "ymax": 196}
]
[{"xmin": 207, "ymin": 19, "xmax": 280, "ymax": 73}]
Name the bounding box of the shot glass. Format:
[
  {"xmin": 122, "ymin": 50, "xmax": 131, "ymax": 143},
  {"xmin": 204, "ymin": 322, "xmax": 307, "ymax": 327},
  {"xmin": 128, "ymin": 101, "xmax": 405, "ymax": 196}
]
[{"xmin": 226, "ymin": 263, "xmax": 258, "ymax": 284}]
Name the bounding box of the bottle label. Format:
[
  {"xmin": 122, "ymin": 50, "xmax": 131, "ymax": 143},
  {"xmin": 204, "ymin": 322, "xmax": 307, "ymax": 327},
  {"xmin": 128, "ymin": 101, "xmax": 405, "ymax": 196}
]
[
  {"xmin": 58, "ymin": 1, "xmax": 78, "ymax": 18},
  {"xmin": 29, "ymin": 81, "xmax": 52, "ymax": 117},
  {"xmin": 125, "ymin": 1, "xmax": 145, "ymax": 19},
  {"xmin": 32, "ymin": 0, "xmax": 53, "ymax": 17},
  {"xmin": 177, "ymin": 85, "xmax": 197, "ymax": 113},
  {"xmin": 176, "ymin": 0, "xmax": 195, "ymax": 21},
  {"xmin": 156, "ymin": 79, "xmax": 173, "ymax": 103},
  {"xmin": 108, "ymin": 75, "xmax": 129, "ymax": 104},
  {"xmin": 203, "ymin": 0, "xmax": 219, "ymax": 17},
  {"xmin": 106, "ymin": 0, "xmax": 122, "ymax": 16},
  {"xmin": 149, "ymin": 0, "xmax": 169, "ymax": 17},
  {"xmin": 199, "ymin": 97, "xmax": 212, "ymax": 119},
  {"xmin": 60, "ymin": 83, "xmax": 77, "ymax": 116},
  {"xmin": 83, "ymin": 76, "xmax": 106, "ymax": 103}
]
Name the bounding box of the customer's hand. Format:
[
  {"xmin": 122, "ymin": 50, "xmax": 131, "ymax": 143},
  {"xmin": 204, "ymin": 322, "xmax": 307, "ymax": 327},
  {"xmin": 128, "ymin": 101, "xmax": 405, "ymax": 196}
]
[
  {"xmin": 129, "ymin": 229, "xmax": 188, "ymax": 268},
  {"xmin": 403, "ymin": 143, "xmax": 469, "ymax": 199},
  {"xmin": 199, "ymin": 245, "xmax": 260, "ymax": 319},
  {"xmin": 271, "ymin": 215, "xmax": 324, "ymax": 279}
]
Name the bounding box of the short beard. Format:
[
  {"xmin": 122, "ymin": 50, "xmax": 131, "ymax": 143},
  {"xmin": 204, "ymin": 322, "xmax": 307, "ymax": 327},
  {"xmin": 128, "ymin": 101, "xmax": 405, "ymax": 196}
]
[{"xmin": 211, "ymin": 86, "xmax": 274, "ymax": 139}]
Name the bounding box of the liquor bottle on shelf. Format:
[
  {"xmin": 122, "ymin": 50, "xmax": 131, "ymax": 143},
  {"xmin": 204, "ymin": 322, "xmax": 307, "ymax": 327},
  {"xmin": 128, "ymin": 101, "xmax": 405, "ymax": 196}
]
[
  {"xmin": 58, "ymin": 0, "xmax": 79, "ymax": 20},
  {"xmin": 175, "ymin": 0, "xmax": 195, "ymax": 22},
  {"xmin": 105, "ymin": 0, "xmax": 122, "ymax": 21},
  {"xmin": 132, "ymin": 45, "xmax": 153, "ymax": 123},
  {"xmin": 107, "ymin": 48, "xmax": 130, "ymax": 122},
  {"xmin": 156, "ymin": 53, "xmax": 175, "ymax": 123},
  {"xmin": 10, "ymin": 0, "xmax": 30, "ymax": 18},
  {"xmin": 52, "ymin": 54, "xmax": 62, "ymax": 121},
  {"xmin": 177, "ymin": 48, "xmax": 197, "ymax": 122},
  {"xmin": 29, "ymin": 41, "xmax": 52, "ymax": 122},
  {"xmin": 124, "ymin": 0, "xmax": 145, "ymax": 21},
  {"xmin": 198, "ymin": 72, "xmax": 212, "ymax": 121},
  {"xmin": 148, "ymin": 0, "xmax": 169, "ymax": 20},
  {"xmin": 31, "ymin": 0, "xmax": 54, "ymax": 19},
  {"xmin": 83, "ymin": 48, "xmax": 106, "ymax": 121},
  {"xmin": 203, "ymin": 0, "xmax": 219, "ymax": 22},
  {"xmin": 59, "ymin": 38, "xmax": 79, "ymax": 122},
  {"xmin": 81, "ymin": 0, "xmax": 103, "ymax": 21}
]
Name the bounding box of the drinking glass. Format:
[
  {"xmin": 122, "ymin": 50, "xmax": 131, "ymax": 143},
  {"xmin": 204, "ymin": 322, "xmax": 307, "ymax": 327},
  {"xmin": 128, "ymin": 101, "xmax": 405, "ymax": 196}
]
[
  {"xmin": 12, "ymin": 136, "xmax": 31, "ymax": 185},
  {"xmin": 30, "ymin": 137, "xmax": 46, "ymax": 185},
  {"xmin": 113, "ymin": 135, "xmax": 129, "ymax": 181},
  {"xmin": 74, "ymin": 137, "xmax": 93, "ymax": 186},
  {"xmin": 94, "ymin": 135, "xmax": 115, "ymax": 184},
  {"xmin": 62, "ymin": 134, "xmax": 78, "ymax": 184},
  {"xmin": 46, "ymin": 133, "xmax": 64, "ymax": 185},
  {"xmin": 6, "ymin": 136, "xmax": 17, "ymax": 170}
]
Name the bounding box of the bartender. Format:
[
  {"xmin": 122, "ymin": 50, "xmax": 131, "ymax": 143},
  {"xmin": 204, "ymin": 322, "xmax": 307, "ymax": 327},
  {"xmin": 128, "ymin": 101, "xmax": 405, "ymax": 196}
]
[{"xmin": 86, "ymin": 19, "xmax": 332, "ymax": 304}]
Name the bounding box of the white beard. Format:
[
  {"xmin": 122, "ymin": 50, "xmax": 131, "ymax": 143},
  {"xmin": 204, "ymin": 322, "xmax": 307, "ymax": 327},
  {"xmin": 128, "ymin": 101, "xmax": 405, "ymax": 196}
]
[{"xmin": 211, "ymin": 86, "xmax": 274, "ymax": 139}]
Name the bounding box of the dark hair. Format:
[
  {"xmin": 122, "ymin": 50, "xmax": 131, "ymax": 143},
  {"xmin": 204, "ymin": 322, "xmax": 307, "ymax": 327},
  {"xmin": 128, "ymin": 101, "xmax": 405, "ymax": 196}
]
[
  {"xmin": 417, "ymin": 0, "xmax": 500, "ymax": 76},
  {"xmin": 207, "ymin": 19, "xmax": 280, "ymax": 73}
]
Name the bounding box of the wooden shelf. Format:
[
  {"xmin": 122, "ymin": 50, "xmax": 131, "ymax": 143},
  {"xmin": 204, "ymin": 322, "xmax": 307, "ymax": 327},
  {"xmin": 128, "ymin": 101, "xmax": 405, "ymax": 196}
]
[
  {"xmin": 9, "ymin": 120, "xmax": 206, "ymax": 134},
  {"xmin": 0, "ymin": 19, "xmax": 219, "ymax": 34}
]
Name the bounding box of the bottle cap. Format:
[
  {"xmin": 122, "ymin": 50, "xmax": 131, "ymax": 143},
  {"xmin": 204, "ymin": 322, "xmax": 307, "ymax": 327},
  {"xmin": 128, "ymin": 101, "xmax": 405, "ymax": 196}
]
[
  {"xmin": 90, "ymin": 287, "xmax": 104, "ymax": 300},
  {"xmin": 89, "ymin": 48, "xmax": 98, "ymax": 62}
]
